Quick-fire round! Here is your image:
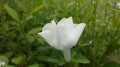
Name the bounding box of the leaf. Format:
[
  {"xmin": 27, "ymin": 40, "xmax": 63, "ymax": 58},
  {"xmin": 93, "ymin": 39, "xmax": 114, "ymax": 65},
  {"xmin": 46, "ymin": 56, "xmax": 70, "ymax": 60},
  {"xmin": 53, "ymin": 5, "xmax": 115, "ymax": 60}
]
[
  {"xmin": 11, "ymin": 55, "xmax": 26, "ymax": 65},
  {"xmin": 73, "ymin": 55, "xmax": 90, "ymax": 64},
  {"xmin": 30, "ymin": 5, "xmax": 44, "ymax": 14},
  {"xmin": 26, "ymin": 35, "xmax": 35, "ymax": 43},
  {"xmin": 0, "ymin": 56, "xmax": 9, "ymax": 65},
  {"xmin": 27, "ymin": 27, "xmax": 42, "ymax": 35},
  {"xmin": 117, "ymin": 39, "xmax": 120, "ymax": 45},
  {"xmin": 28, "ymin": 64, "xmax": 39, "ymax": 67},
  {"xmin": 38, "ymin": 56, "xmax": 65, "ymax": 65},
  {"xmin": 35, "ymin": 35, "xmax": 45, "ymax": 44},
  {"xmin": 4, "ymin": 4, "xmax": 19, "ymax": 22},
  {"xmin": 3, "ymin": 52, "xmax": 14, "ymax": 58}
]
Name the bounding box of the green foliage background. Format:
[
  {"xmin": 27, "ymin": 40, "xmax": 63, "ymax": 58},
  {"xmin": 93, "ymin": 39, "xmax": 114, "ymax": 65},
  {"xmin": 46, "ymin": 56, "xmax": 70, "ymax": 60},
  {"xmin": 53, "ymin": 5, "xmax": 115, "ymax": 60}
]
[{"xmin": 0, "ymin": 0, "xmax": 120, "ymax": 67}]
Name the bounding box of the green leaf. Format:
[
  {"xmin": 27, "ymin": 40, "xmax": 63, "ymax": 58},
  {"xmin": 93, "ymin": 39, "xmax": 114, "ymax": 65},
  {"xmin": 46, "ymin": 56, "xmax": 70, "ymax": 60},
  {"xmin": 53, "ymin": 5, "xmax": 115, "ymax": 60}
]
[
  {"xmin": 38, "ymin": 56, "xmax": 65, "ymax": 65},
  {"xmin": 30, "ymin": 5, "xmax": 44, "ymax": 14},
  {"xmin": 27, "ymin": 27, "xmax": 42, "ymax": 35},
  {"xmin": 4, "ymin": 4, "xmax": 19, "ymax": 22},
  {"xmin": 35, "ymin": 35, "xmax": 45, "ymax": 44},
  {"xmin": 11, "ymin": 55, "xmax": 26, "ymax": 65},
  {"xmin": 3, "ymin": 52, "xmax": 14, "ymax": 58},
  {"xmin": 28, "ymin": 64, "xmax": 39, "ymax": 67},
  {"xmin": 0, "ymin": 56, "xmax": 9, "ymax": 65},
  {"xmin": 73, "ymin": 55, "xmax": 90, "ymax": 64},
  {"xmin": 26, "ymin": 35, "xmax": 35, "ymax": 43},
  {"xmin": 117, "ymin": 39, "xmax": 120, "ymax": 45}
]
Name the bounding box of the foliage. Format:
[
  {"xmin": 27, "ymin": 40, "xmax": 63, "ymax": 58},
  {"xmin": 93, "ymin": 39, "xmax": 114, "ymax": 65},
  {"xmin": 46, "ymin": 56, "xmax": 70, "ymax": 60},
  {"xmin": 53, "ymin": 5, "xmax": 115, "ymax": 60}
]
[{"xmin": 0, "ymin": 0, "xmax": 120, "ymax": 67}]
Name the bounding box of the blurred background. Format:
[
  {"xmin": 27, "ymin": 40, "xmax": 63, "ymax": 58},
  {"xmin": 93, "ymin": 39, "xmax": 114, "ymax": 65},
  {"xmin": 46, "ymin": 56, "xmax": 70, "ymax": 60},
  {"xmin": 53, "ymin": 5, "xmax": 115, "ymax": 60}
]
[{"xmin": 0, "ymin": 0, "xmax": 120, "ymax": 67}]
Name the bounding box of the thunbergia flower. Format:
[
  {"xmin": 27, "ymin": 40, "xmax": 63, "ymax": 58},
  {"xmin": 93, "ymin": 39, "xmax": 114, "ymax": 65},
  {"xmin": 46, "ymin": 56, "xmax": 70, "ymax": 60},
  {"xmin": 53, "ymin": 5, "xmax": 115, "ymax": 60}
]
[{"xmin": 38, "ymin": 17, "xmax": 86, "ymax": 61}]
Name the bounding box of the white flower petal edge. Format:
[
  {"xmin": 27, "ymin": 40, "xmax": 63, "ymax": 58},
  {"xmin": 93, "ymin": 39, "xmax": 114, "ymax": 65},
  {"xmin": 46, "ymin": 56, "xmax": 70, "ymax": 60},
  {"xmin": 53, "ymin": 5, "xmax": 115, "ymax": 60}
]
[
  {"xmin": 58, "ymin": 17, "xmax": 73, "ymax": 26},
  {"xmin": 71, "ymin": 23, "xmax": 86, "ymax": 46},
  {"xmin": 38, "ymin": 17, "xmax": 86, "ymax": 61},
  {"xmin": 42, "ymin": 20, "xmax": 56, "ymax": 31}
]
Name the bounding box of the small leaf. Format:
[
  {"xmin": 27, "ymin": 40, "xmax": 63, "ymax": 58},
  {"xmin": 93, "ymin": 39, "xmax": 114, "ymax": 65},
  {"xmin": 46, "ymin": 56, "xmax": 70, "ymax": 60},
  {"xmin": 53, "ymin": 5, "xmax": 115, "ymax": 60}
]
[
  {"xmin": 38, "ymin": 56, "xmax": 65, "ymax": 65},
  {"xmin": 26, "ymin": 35, "xmax": 35, "ymax": 43},
  {"xmin": 73, "ymin": 55, "xmax": 90, "ymax": 64},
  {"xmin": 3, "ymin": 52, "xmax": 14, "ymax": 58},
  {"xmin": 117, "ymin": 39, "xmax": 120, "ymax": 45},
  {"xmin": 11, "ymin": 55, "xmax": 26, "ymax": 65},
  {"xmin": 4, "ymin": 4, "xmax": 19, "ymax": 22},
  {"xmin": 35, "ymin": 35, "xmax": 45, "ymax": 44},
  {"xmin": 30, "ymin": 5, "xmax": 44, "ymax": 14},
  {"xmin": 27, "ymin": 27, "xmax": 41, "ymax": 35}
]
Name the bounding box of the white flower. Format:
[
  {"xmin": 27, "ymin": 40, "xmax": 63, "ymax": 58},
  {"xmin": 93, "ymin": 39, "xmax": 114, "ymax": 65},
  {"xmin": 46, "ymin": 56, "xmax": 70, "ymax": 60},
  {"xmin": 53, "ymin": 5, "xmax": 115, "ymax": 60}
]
[{"xmin": 38, "ymin": 17, "xmax": 86, "ymax": 61}]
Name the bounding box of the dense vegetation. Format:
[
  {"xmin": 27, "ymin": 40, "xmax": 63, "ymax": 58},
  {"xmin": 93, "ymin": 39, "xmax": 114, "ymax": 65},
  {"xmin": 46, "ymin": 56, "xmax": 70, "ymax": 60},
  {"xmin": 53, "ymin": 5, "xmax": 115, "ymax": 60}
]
[{"xmin": 0, "ymin": 0, "xmax": 120, "ymax": 67}]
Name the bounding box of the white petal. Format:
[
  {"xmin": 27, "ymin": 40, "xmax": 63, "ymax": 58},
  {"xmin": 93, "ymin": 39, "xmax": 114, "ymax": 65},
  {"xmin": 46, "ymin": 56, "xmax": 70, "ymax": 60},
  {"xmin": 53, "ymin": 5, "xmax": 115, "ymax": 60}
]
[
  {"xmin": 52, "ymin": 36, "xmax": 64, "ymax": 50},
  {"xmin": 63, "ymin": 48, "xmax": 71, "ymax": 61},
  {"xmin": 38, "ymin": 30, "xmax": 64, "ymax": 50},
  {"xmin": 38, "ymin": 31, "xmax": 54, "ymax": 45},
  {"xmin": 54, "ymin": 17, "xmax": 77, "ymax": 49},
  {"xmin": 57, "ymin": 17, "xmax": 73, "ymax": 27},
  {"xmin": 56, "ymin": 25, "xmax": 73, "ymax": 49},
  {"xmin": 42, "ymin": 20, "xmax": 56, "ymax": 31},
  {"xmin": 55, "ymin": 17, "xmax": 75, "ymax": 48},
  {"xmin": 70, "ymin": 23, "xmax": 86, "ymax": 46}
]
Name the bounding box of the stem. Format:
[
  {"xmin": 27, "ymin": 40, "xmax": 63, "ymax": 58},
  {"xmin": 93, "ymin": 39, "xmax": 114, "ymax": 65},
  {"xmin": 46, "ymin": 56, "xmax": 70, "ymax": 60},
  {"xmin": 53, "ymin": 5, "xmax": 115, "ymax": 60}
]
[{"xmin": 63, "ymin": 48, "xmax": 71, "ymax": 61}]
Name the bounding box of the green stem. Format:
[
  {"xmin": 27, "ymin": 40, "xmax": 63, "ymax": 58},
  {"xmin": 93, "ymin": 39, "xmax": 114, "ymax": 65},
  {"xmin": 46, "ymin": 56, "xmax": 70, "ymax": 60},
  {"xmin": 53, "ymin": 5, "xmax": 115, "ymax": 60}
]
[{"xmin": 63, "ymin": 48, "xmax": 71, "ymax": 61}]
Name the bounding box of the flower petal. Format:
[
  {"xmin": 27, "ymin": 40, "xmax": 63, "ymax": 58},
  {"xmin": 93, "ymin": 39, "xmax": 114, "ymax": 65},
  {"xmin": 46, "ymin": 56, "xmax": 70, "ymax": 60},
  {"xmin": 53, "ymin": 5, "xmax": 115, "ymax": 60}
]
[
  {"xmin": 56, "ymin": 17, "xmax": 75, "ymax": 48},
  {"xmin": 57, "ymin": 17, "xmax": 73, "ymax": 27},
  {"xmin": 70, "ymin": 23, "xmax": 86, "ymax": 46},
  {"xmin": 56, "ymin": 26, "xmax": 70, "ymax": 49},
  {"xmin": 42, "ymin": 20, "xmax": 56, "ymax": 31},
  {"xmin": 38, "ymin": 30, "xmax": 64, "ymax": 50},
  {"xmin": 38, "ymin": 31, "xmax": 54, "ymax": 45}
]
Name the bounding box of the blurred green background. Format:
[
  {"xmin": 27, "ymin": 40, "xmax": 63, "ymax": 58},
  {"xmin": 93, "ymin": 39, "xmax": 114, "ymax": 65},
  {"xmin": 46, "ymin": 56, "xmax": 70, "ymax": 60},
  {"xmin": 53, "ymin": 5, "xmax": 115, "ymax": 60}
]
[{"xmin": 0, "ymin": 0, "xmax": 120, "ymax": 67}]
